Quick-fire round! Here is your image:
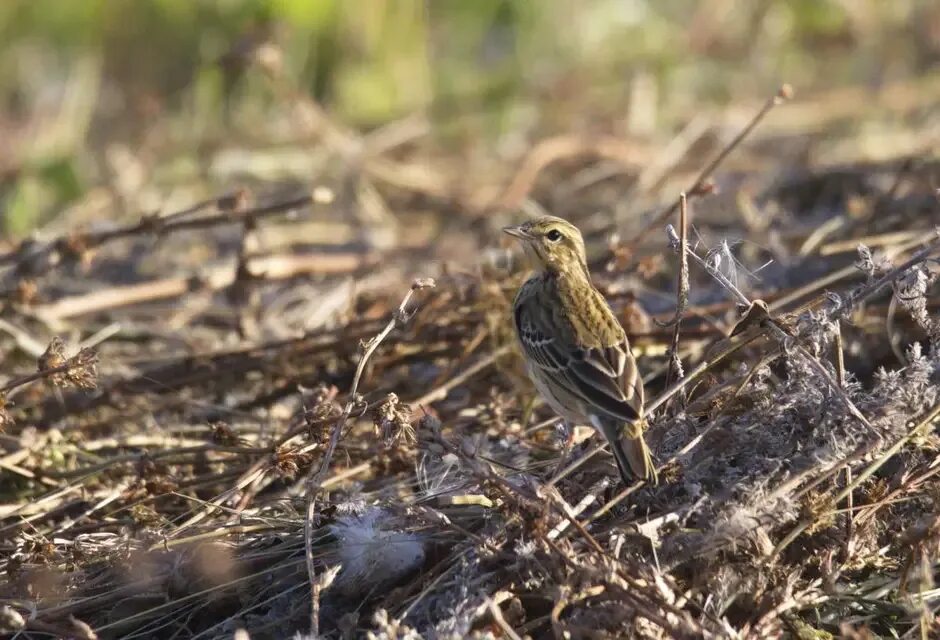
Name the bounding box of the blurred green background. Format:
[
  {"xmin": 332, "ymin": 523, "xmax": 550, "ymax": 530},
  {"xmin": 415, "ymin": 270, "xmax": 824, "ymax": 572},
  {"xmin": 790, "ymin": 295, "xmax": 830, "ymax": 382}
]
[{"xmin": 0, "ymin": 0, "xmax": 937, "ymax": 235}]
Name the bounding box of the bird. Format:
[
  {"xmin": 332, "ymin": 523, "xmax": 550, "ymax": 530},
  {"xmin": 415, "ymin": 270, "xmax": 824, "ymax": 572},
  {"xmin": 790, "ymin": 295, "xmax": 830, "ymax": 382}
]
[{"xmin": 503, "ymin": 215, "xmax": 657, "ymax": 486}]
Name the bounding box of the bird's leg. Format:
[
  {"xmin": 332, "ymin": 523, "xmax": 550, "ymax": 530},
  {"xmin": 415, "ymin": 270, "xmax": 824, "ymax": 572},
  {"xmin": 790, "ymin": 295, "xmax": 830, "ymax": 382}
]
[
  {"xmin": 556, "ymin": 419, "xmax": 575, "ymax": 450},
  {"xmin": 549, "ymin": 420, "xmax": 577, "ymax": 483}
]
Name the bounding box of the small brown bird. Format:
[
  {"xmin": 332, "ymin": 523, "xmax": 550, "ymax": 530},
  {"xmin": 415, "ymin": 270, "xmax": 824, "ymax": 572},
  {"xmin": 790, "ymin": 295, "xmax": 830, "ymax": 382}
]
[{"xmin": 504, "ymin": 216, "xmax": 656, "ymax": 486}]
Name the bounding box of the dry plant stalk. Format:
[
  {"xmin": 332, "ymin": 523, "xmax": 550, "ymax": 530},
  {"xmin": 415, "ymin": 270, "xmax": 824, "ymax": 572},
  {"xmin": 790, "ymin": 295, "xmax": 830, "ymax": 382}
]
[
  {"xmin": 3, "ymin": 61, "xmax": 940, "ymax": 639},
  {"xmin": 304, "ymin": 277, "xmax": 435, "ymax": 637}
]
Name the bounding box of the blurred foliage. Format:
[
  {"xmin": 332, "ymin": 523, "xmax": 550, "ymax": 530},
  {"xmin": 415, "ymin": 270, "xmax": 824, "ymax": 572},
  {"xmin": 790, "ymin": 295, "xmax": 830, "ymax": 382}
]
[{"xmin": 0, "ymin": 0, "xmax": 937, "ymax": 234}]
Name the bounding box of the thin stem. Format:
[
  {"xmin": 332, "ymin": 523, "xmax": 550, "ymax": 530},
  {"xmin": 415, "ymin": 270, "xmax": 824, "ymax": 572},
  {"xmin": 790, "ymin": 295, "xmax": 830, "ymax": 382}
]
[
  {"xmin": 303, "ymin": 278, "xmax": 434, "ymax": 636},
  {"xmin": 630, "ymin": 84, "xmax": 792, "ymax": 249},
  {"xmin": 1, "ymin": 363, "xmax": 71, "ymax": 393},
  {"xmin": 663, "ymin": 193, "xmax": 690, "ymax": 399}
]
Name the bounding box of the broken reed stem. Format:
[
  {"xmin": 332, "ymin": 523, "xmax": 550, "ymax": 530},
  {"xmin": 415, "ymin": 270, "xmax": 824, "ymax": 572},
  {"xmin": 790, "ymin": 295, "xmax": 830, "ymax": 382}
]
[
  {"xmin": 630, "ymin": 83, "xmax": 792, "ymax": 249},
  {"xmin": 29, "ymin": 250, "xmax": 378, "ymax": 322},
  {"xmin": 663, "ymin": 193, "xmax": 690, "ymax": 399},
  {"xmin": 0, "ymin": 191, "xmax": 314, "ymax": 276},
  {"xmin": 303, "ymin": 277, "xmax": 434, "ymax": 636}
]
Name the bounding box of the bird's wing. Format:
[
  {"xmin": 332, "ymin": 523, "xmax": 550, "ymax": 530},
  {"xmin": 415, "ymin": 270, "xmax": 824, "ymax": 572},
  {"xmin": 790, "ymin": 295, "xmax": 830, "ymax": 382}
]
[{"xmin": 514, "ymin": 284, "xmax": 641, "ymax": 422}]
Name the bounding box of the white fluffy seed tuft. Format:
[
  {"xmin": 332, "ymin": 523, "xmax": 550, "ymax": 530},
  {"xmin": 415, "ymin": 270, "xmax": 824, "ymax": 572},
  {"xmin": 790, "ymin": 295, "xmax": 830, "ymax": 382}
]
[{"xmin": 329, "ymin": 507, "xmax": 425, "ymax": 597}]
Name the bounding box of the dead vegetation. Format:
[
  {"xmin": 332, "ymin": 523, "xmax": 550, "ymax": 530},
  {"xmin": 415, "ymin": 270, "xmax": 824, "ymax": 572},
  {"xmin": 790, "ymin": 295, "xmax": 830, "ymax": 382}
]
[{"xmin": 1, "ymin": 29, "xmax": 940, "ymax": 640}]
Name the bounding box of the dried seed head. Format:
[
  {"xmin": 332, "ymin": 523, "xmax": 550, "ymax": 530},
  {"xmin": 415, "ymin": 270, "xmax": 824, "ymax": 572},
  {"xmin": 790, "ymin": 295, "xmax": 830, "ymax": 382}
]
[
  {"xmin": 38, "ymin": 338, "xmax": 99, "ymax": 390},
  {"xmin": 372, "ymin": 393, "xmax": 415, "ymax": 446},
  {"xmin": 304, "ymin": 385, "xmax": 340, "ymax": 423},
  {"xmin": 38, "ymin": 337, "xmax": 67, "ymax": 375},
  {"xmin": 855, "ymin": 243, "xmax": 891, "ymax": 280},
  {"xmin": 801, "ymin": 490, "xmax": 835, "ymax": 534},
  {"xmin": 130, "ymin": 504, "xmax": 164, "ymax": 527},
  {"xmin": 65, "ymin": 347, "xmax": 99, "ymax": 390},
  {"xmin": 331, "ymin": 509, "xmax": 425, "ymax": 599},
  {"xmin": 273, "ymin": 445, "xmax": 312, "ymax": 479},
  {"xmin": 209, "ymin": 421, "xmax": 241, "ymax": 446}
]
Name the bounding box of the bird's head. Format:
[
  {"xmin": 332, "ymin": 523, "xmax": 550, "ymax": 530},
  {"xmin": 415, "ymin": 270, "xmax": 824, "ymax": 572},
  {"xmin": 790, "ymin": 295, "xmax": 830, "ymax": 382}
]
[{"xmin": 503, "ymin": 216, "xmax": 589, "ymax": 276}]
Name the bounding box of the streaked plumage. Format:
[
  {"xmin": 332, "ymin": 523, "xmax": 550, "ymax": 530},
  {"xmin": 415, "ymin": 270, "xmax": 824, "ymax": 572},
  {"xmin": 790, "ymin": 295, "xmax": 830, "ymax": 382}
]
[{"xmin": 504, "ymin": 216, "xmax": 656, "ymax": 486}]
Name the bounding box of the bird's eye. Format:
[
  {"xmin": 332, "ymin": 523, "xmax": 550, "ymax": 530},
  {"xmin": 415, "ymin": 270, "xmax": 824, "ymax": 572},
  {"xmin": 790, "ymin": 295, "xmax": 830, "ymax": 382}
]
[{"xmin": 546, "ymin": 229, "xmax": 562, "ymax": 242}]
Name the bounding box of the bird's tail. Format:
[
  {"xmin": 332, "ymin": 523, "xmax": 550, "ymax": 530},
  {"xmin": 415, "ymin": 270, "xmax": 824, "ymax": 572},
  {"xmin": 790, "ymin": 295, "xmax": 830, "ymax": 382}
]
[{"xmin": 599, "ymin": 418, "xmax": 657, "ymax": 486}]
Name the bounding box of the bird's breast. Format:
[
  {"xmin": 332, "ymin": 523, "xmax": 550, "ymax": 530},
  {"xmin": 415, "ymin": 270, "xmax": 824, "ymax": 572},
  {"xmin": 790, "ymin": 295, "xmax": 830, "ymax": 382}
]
[{"xmin": 553, "ymin": 277, "xmax": 623, "ymax": 348}]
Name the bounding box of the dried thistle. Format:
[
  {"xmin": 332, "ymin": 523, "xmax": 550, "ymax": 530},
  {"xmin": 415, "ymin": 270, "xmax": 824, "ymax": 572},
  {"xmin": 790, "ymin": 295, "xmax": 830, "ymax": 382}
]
[
  {"xmin": 37, "ymin": 337, "xmax": 67, "ymax": 375},
  {"xmin": 37, "ymin": 337, "xmax": 99, "ymax": 390},
  {"xmin": 373, "ymin": 393, "xmax": 415, "ymax": 447},
  {"xmin": 65, "ymin": 347, "xmax": 99, "ymax": 389},
  {"xmin": 330, "ymin": 508, "xmax": 426, "ymax": 598},
  {"xmin": 273, "ymin": 445, "xmax": 312, "ymax": 479},
  {"xmin": 304, "ymin": 384, "xmax": 341, "ymax": 445},
  {"xmin": 657, "ymin": 460, "xmax": 682, "ymax": 485}
]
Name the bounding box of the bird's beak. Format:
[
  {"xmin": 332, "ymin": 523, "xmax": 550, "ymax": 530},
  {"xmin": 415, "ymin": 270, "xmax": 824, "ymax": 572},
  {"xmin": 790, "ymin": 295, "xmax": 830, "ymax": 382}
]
[{"xmin": 502, "ymin": 224, "xmax": 531, "ymax": 240}]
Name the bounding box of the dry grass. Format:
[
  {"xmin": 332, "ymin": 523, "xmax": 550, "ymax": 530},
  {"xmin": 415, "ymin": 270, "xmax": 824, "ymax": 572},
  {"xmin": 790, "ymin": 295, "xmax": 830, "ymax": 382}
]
[{"xmin": 1, "ymin": 35, "xmax": 940, "ymax": 640}]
